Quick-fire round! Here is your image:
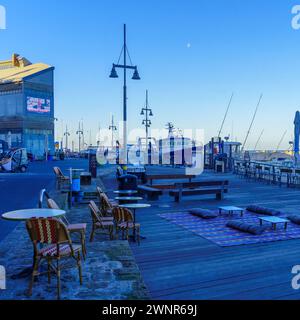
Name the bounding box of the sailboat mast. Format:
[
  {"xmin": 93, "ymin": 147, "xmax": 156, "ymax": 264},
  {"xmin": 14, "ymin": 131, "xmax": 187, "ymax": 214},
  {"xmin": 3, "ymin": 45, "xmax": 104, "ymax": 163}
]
[
  {"xmin": 218, "ymin": 93, "xmax": 234, "ymax": 138},
  {"xmin": 254, "ymin": 129, "xmax": 264, "ymax": 151},
  {"xmin": 242, "ymin": 94, "xmax": 263, "ymax": 151},
  {"xmin": 276, "ymin": 130, "xmax": 287, "ymax": 152}
]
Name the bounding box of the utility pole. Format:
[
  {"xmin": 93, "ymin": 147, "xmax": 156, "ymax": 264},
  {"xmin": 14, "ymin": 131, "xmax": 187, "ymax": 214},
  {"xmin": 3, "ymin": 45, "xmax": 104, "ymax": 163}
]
[{"xmin": 109, "ymin": 115, "xmax": 117, "ymax": 149}]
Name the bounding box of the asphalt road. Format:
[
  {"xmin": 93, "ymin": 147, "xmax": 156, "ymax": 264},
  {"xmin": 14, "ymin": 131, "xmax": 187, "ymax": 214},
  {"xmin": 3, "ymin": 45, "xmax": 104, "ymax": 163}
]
[{"xmin": 0, "ymin": 158, "xmax": 88, "ymax": 242}]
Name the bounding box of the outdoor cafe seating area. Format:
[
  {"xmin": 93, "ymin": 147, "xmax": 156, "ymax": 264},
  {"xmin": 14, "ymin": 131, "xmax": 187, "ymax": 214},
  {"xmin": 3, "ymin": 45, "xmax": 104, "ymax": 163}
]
[{"xmin": 234, "ymin": 160, "xmax": 300, "ymax": 187}]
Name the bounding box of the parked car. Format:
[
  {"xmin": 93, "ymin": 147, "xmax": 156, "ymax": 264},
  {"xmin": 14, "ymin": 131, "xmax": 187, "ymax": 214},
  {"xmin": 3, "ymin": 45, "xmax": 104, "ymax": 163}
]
[{"xmin": 0, "ymin": 148, "xmax": 29, "ymax": 173}]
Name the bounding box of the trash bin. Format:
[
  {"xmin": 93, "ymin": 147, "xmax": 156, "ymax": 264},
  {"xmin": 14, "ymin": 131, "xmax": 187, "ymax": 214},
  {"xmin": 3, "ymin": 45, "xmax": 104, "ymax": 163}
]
[
  {"xmin": 71, "ymin": 170, "xmax": 81, "ymax": 192},
  {"xmin": 118, "ymin": 174, "xmax": 138, "ymax": 190}
]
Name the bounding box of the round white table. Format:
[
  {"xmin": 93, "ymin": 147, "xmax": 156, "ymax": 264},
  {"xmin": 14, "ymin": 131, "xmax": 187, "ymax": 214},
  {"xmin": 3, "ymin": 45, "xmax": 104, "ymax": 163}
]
[
  {"xmin": 2, "ymin": 208, "xmax": 66, "ymax": 221},
  {"xmin": 1, "ymin": 208, "xmax": 66, "ymax": 279},
  {"xmin": 115, "ymin": 196, "xmax": 143, "ymax": 204},
  {"xmin": 113, "ymin": 190, "xmax": 138, "ymax": 195},
  {"xmin": 119, "ymin": 203, "xmax": 151, "ymax": 241}
]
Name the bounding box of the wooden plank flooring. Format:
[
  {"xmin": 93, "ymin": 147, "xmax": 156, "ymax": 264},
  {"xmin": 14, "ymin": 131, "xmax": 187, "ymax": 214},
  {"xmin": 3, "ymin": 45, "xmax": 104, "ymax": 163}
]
[{"xmin": 104, "ymin": 167, "xmax": 300, "ymax": 300}]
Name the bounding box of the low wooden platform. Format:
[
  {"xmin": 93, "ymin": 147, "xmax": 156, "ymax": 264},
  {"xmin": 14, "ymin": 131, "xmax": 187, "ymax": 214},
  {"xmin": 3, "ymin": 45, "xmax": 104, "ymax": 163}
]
[{"xmin": 103, "ymin": 166, "xmax": 300, "ymax": 300}]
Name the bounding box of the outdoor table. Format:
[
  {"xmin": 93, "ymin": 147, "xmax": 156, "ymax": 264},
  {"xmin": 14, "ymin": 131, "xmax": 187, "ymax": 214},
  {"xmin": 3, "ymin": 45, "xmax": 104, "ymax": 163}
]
[
  {"xmin": 2, "ymin": 208, "xmax": 66, "ymax": 221},
  {"xmin": 219, "ymin": 206, "xmax": 244, "ymax": 217},
  {"xmin": 259, "ymin": 216, "xmax": 289, "ymax": 230},
  {"xmin": 113, "ymin": 190, "xmax": 138, "ymax": 195},
  {"xmin": 2, "ymin": 208, "xmax": 66, "ymax": 279},
  {"xmin": 115, "ymin": 196, "xmax": 143, "ymax": 204},
  {"xmin": 119, "ymin": 203, "xmax": 151, "ymax": 241}
]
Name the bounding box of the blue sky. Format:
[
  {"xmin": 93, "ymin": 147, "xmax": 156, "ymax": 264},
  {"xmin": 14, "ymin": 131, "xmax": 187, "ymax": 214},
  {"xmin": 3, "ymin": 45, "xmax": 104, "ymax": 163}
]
[{"xmin": 1, "ymin": 0, "xmax": 300, "ymax": 149}]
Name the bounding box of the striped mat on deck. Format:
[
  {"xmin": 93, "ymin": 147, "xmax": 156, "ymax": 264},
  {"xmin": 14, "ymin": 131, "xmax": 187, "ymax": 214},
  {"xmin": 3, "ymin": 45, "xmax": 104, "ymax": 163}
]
[{"xmin": 158, "ymin": 211, "xmax": 300, "ymax": 247}]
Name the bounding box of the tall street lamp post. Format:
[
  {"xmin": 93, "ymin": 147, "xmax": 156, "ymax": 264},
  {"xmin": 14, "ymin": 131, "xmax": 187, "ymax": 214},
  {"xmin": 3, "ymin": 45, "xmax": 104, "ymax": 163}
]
[
  {"xmin": 140, "ymin": 90, "xmax": 153, "ymax": 150},
  {"xmin": 64, "ymin": 126, "xmax": 70, "ymax": 151},
  {"xmin": 109, "ymin": 24, "xmax": 141, "ymax": 168},
  {"xmin": 76, "ymin": 122, "xmax": 83, "ymax": 153},
  {"xmin": 109, "ymin": 115, "xmax": 117, "ymax": 150}
]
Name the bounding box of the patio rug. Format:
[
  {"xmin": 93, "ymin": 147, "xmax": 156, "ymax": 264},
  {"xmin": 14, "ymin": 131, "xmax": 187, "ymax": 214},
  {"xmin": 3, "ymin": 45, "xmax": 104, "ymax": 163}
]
[{"xmin": 159, "ymin": 211, "xmax": 300, "ymax": 247}]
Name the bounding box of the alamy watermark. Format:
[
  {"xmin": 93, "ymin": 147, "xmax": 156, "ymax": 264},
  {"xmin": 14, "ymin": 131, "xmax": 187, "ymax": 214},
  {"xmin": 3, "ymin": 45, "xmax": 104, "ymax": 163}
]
[
  {"xmin": 0, "ymin": 265, "xmax": 5, "ymax": 290},
  {"xmin": 0, "ymin": 5, "xmax": 6, "ymax": 30},
  {"xmin": 292, "ymin": 5, "xmax": 300, "ymax": 30},
  {"xmin": 96, "ymin": 122, "xmax": 205, "ymax": 176}
]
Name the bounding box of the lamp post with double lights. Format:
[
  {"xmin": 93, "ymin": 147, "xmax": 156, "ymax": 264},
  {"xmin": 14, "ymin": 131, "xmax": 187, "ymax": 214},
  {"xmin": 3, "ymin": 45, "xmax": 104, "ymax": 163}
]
[
  {"xmin": 140, "ymin": 90, "xmax": 153, "ymax": 151},
  {"xmin": 64, "ymin": 126, "xmax": 70, "ymax": 151},
  {"xmin": 109, "ymin": 24, "xmax": 141, "ymax": 168},
  {"xmin": 76, "ymin": 122, "xmax": 83, "ymax": 153},
  {"xmin": 109, "ymin": 115, "xmax": 117, "ymax": 150}
]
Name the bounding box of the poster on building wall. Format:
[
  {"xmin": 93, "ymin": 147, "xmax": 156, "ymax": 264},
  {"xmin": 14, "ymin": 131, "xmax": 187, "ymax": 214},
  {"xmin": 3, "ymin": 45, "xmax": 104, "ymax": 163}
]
[{"xmin": 27, "ymin": 97, "xmax": 51, "ymax": 114}]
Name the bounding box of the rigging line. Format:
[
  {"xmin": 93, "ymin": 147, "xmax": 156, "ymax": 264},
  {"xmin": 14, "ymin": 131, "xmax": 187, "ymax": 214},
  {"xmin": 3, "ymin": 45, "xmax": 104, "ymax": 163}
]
[
  {"xmin": 276, "ymin": 130, "xmax": 287, "ymax": 152},
  {"xmin": 254, "ymin": 129, "xmax": 264, "ymax": 151},
  {"xmin": 242, "ymin": 94, "xmax": 263, "ymax": 151},
  {"xmin": 218, "ymin": 93, "xmax": 234, "ymax": 138}
]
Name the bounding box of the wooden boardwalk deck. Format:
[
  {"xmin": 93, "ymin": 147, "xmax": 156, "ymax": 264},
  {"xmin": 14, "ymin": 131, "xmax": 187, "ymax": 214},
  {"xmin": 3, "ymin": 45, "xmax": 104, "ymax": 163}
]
[{"xmin": 104, "ymin": 167, "xmax": 300, "ymax": 300}]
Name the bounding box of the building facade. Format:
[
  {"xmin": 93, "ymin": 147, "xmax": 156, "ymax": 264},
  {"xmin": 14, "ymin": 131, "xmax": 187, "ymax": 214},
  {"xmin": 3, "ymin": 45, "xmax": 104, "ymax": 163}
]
[{"xmin": 0, "ymin": 54, "xmax": 55, "ymax": 158}]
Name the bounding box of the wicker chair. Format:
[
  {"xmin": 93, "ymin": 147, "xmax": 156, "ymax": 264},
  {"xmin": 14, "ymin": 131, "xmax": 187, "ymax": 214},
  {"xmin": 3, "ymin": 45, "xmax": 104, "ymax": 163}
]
[
  {"xmin": 47, "ymin": 199, "xmax": 87, "ymax": 259},
  {"xmin": 100, "ymin": 192, "xmax": 118, "ymax": 216},
  {"xmin": 112, "ymin": 207, "xmax": 140, "ymax": 245},
  {"xmin": 89, "ymin": 201, "xmax": 114, "ymax": 242},
  {"xmin": 53, "ymin": 167, "xmax": 70, "ymax": 190},
  {"xmin": 26, "ymin": 218, "xmax": 83, "ymax": 300},
  {"xmin": 89, "ymin": 200, "xmax": 114, "ymax": 221}
]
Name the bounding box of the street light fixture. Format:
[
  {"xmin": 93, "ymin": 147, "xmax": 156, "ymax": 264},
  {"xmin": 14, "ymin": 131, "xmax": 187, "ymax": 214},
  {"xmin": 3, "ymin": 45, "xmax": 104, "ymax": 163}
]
[
  {"xmin": 140, "ymin": 90, "xmax": 153, "ymax": 150},
  {"xmin": 109, "ymin": 24, "xmax": 141, "ymax": 168}
]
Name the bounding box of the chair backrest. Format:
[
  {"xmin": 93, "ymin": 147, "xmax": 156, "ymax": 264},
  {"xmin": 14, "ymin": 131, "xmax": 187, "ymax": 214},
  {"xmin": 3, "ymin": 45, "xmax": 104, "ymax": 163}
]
[
  {"xmin": 89, "ymin": 201, "xmax": 102, "ymax": 224},
  {"xmin": 26, "ymin": 218, "xmax": 70, "ymax": 245},
  {"xmin": 112, "ymin": 207, "xmax": 133, "ymax": 223},
  {"xmin": 53, "ymin": 167, "xmax": 61, "ymax": 177},
  {"xmin": 96, "ymin": 186, "xmax": 103, "ymax": 194},
  {"xmin": 101, "ymin": 193, "xmax": 113, "ymax": 211},
  {"xmin": 96, "ymin": 186, "xmax": 103, "ymax": 203},
  {"xmin": 47, "ymin": 198, "xmax": 60, "ymax": 210}
]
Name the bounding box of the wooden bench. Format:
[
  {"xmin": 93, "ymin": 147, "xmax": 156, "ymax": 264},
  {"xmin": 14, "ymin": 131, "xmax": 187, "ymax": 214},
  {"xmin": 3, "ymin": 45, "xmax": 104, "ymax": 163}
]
[
  {"xmin": 169, "ymin": 180, "xmax": 229, "ymax": 202},
  {"xmin": 146, "ymin": 174, "xmax": 196, "ymax": 186},
  {"xmin": 138, "ymin": 185, "xmax": 163, "ymax": 201}
]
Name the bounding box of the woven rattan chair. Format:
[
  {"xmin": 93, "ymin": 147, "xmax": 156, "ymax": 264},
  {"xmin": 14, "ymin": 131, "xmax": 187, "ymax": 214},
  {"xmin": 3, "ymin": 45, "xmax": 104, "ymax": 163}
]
[
  {"xmin": 53, "ymin": 167, "xmax": 70, "ymax": 190},
  {"xmin": 26, "ymin": 217, "xmax": 83, "ymax": 300},
  {"xmin": 47, "ymin": 199, "xmax": 87, "ymax": 259},
  {"xmin": 100, "ymin": 192, "xmax": 118, "ymax": 216},
  {"xmin": 112, "ymin": 207, "xmax": 140, "ymax": 245},
  {"xmin": 89, "ymin": 201, "xmax": 114, "ymax": 242},
  {"xmin": 89, "ymin": 200, "xmax": 114, "ymax": 221}
]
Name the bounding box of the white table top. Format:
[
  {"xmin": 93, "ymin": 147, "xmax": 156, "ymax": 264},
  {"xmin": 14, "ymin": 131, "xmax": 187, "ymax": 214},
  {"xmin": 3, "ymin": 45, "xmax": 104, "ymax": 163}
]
[
  {"xmin": 219, "ymin": 206, "xmax": 244, "ymax": 211},
  {"xmin": 258, "ymin": 216, "xmax": 289, "ymax": 223},
  {"xmin": 2, "ymin": 209, "xmax": 66, "ymax": 221},
  {"xmin": 115, "ymin": 197, "xmax": 143, "ymax": 201},
  {"xmin": 119, "ymin": 204, "xmax": 151, "ymax": 209},
  {"xmin": 113, "ymin": 190, "xmax": 138, "ymax": 194}
]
